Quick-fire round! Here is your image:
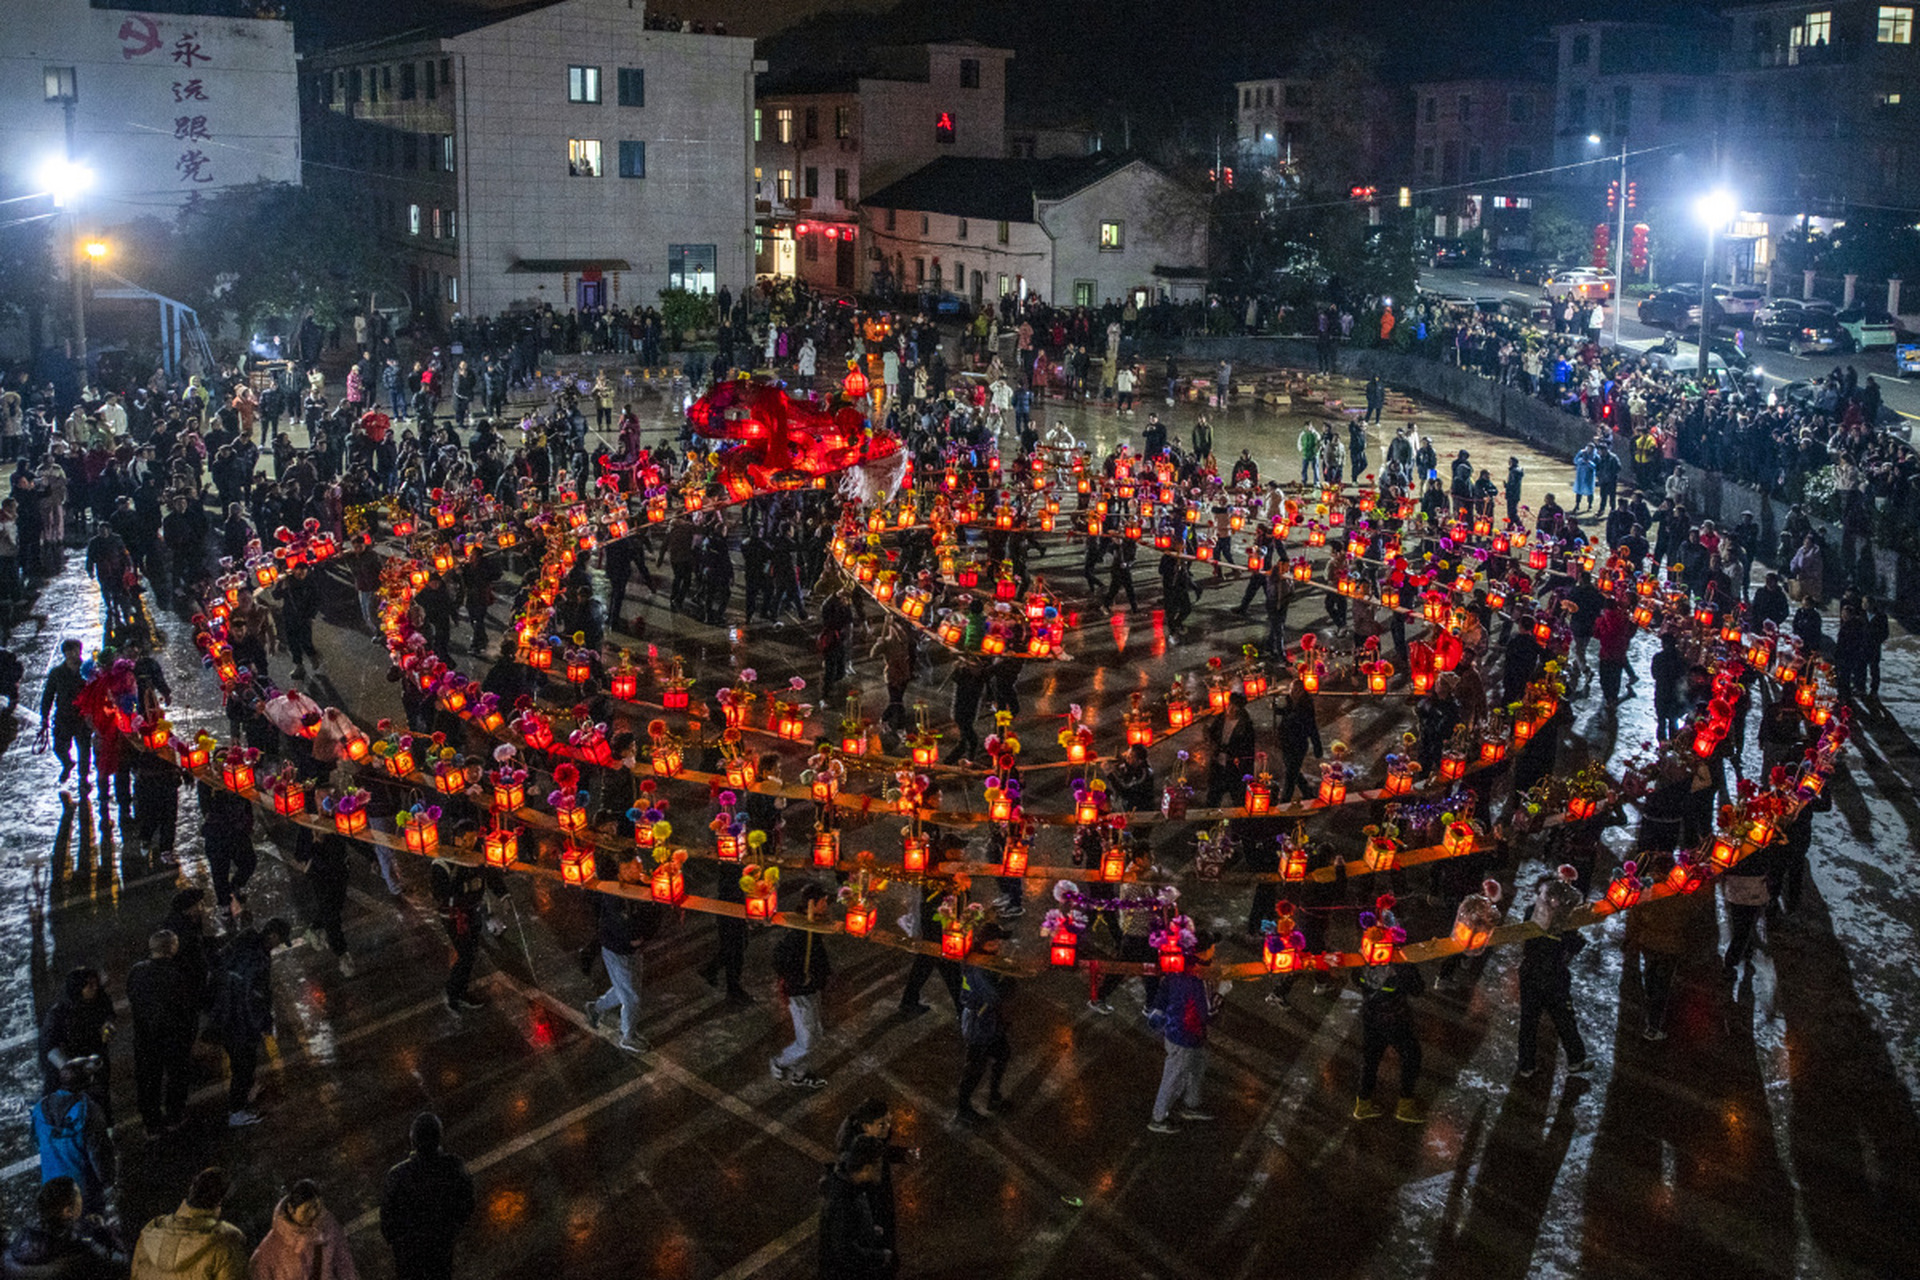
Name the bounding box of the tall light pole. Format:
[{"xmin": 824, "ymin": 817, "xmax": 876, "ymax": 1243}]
[
  {"xmin": 1695, "ymin": 189, "xmax": 1737, "ymax": 384},
  {"xmin": 43, "ymin": 66, "xmax": 90, "ymax": 375},
  {"xmin": 1588, "ymin": 132, "xmax": 1628, "ymax": 349}
]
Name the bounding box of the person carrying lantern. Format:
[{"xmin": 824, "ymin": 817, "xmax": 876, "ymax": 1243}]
[
  {"xmin": 1352, "ymin": 900, "xmax": 1427, "ymax": 1122},
  {"xmin": 1145, "ymin": 929, "xmax": 1218, "ymax": 1134},
  {"xmin": 1514, "ymin": 868, "xmax": 1591, "ymax": 1080},
  {"xmin": 770, "ymin": 883, "xmax": 833, "ymax": 1090},
  {"xmin": 955, "ymin": 923, "xmax": 1014, "ymax": 1123}
]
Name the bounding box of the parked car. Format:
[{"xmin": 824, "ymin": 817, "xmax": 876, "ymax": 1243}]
[
  {"xmin": 1755, "ymin": 297, "xmax": 1808, "ymax": 328},
  {"xmin": 1643, "ymin": 343, "xmax": 1729, "ymax": 374},
  {"xmin": 1897, "ymin": 343, "xmax": 1920, "ymax": 377},
  {"xmin": 1758, "ymin": 311, "xmax": 1851, "ymax": 356},
  {"xmin": 1714, "ymin": 286, "xmax": 1765, "ymax": 317},
  {"xmin": 1834, "ymin": 307, "xmax": 1898, "ymax": 349},
  {"xmin": 1638, "ymin": 290, "xmax": 1702, "ymax": 329},
  {"xmin": 1543, "ymin": 269, "xmax": 1615, "ymax": 301}
]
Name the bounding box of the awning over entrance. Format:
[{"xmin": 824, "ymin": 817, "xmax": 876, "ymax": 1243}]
[{"xmin": 506, "ymin": 258, "xmax": 632, "ymax": 273}]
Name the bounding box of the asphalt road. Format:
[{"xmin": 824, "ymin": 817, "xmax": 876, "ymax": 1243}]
[{"xmin": 1420, "ymin": 266, "xmax": 1920, "ymax": 424}]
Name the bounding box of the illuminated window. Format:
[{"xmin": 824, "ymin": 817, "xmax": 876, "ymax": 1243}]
[
  {"xmin": 568, "ymin": 139, "xmax": 601, "ymax": 177},
  {"xmin": 447, "ymin": 276, "xmax": 458, "ymax": 302},
  {"xmin": 430, "ymin": 207, "xmax": 442, "ymax": 238},
  {"xmin": 1099, "ymin": 221, "xmax": 1123, "ymax": 251},
  {"xmin": 1878, "ymin": 89, "xmax": 1904, "ymax": 106},
  {"xmin": 835, "ymin": 106, "xmax": 853, "ymax": 138},
  {"xmin": 935, "ymin": 111, "xmax": 955, "ymax": 144},
  {"xmin": 777, "ymin": 169, "xmax": 793, "ymax": 200},
  {"xmin": 775, "ymin": 108, "xmax": 793, "ymax": 143},
  {"xmin": 1880, "ymin": 6, "xmax": 1913, "ymax": 42},
  {"xmin": 408, "ymin": 204, "xmax": 421, "ymax": 236},
  {"xmin": 568, "ymin": 66, "xmax": 601, "ymax": 103},
  {"xmin": 1793, "ymin": 11, "xmax": 1832, "ymax": 47},
  {"xmin": 753, "ymin": 108, "xmax": 761, "ymax": 142}
]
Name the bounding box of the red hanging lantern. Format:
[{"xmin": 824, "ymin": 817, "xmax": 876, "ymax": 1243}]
[
  {"xmin": 1049, "ymin": 928, "xmax": 1078, "ymax": 967},
  {"xmin": 844, "ymin": 903, "xmax": 875, "ymax": 937},
  {"xmin": 1157, "ymin": 939, "xmax": 1187, "ymax": 974},
  {"xmin": 483, "ymin": 825, "xmax": 516, "ymax": 867},
  {"xmin": 651, "ymin": 863, "xmax": 687, "ymax": 906}
]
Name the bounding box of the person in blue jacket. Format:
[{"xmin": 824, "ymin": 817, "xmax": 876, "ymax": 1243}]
[{"xmin": 1146, "ymin": 930, "xmax": 1218, "ymax": 1133}]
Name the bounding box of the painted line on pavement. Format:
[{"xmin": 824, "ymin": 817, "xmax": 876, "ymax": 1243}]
[{"xmin": 711, "ymin": 1217, "xmax": 818, "ymax": 1280}]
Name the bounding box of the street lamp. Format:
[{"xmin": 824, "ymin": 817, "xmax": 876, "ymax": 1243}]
[
  {"xmin": 1695, "ymin": 189, "xmax": 1737, "ymax": 384},
  {"xmin": 44, "ymin": 64, "xmax": 91, "ymax": 373},
  {"xmin": 1589, "ymin": 132, "xmax": 1628, "ymax": 350}
]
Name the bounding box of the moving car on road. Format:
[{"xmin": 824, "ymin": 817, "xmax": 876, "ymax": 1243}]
[
  {"xmin": 1758, "ymin": 310, "xmax": 1850, "ymax": 356},
  {"xmin": 1638, "ymin": 290, "xmax": 1702, "ymax": 329},
  {"xmin": 1542, "ymin": 269, "xmax": 1615, "ymax": 302}
]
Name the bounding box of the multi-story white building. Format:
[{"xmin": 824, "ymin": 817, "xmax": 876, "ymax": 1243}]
[
  {"xmin": 858, "ymin": 154, "xmax": 1208, "ymax": 308},
  {"xmin": 303, "ymin": 0, "xmax": 758, "ymax": 322},
  {"xmin": 753, "ymin": 41, "xmax": 1012, "ymax": 292},
  {"xmin": 1, "ymin": 0, "xmax": 300, "ymax": 221}
]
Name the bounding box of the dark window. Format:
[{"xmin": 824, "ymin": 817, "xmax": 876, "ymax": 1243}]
[
  {"xmin": 1421, "ymin": 146, "xmax": 1434, "ymax": 175},
  {"xmin": 618, "ymin": 140, "xmax": 646, "ymax": 178},
  {"xmin": 935, "ymin": 111, "xmax": 955, "ymax": 144},
  {"xmin": 1567, "ymin": 85, "xmax": 1586, "ymax": 129},
  {"xmin": 960, "ymin": 58, "xmax": 980, "ymax": 88},
  {"xmin": 1467, "ymin": 146, "xmax": 1482, "ymax": 175},
  {"xmin": 805, "ymin": 107, "xmax": 818, "ymax": 139},
  {"xmin": 1571, "ymin": 33, "xmax": 1591, "ymax": 64},
  {"xmin": 424, "ymin": 61, "xmax": 436, "ymax": 100},
  {"xmin": 382, "ymin": 65, "xmax": 392, "ymax": 94},
  {"xmin": 958, "ymin": 216, "xmax": 968, "ymax": 239},
  {"xmin": 834, "ymin": 168, "xmax": 849, "ymax": 200},
  {"xmin": 805, "ymin": 166, "xmax": 818, "ymax": 198},
  {"xmin": 1458, "ymin": 94, "xmax": 1472, "ymax": 120},
  {"xmin": 403, "ymin": 132, "xmax": 418, "ymax": 169},
  {"xmin": 1242, "ymin": 89, "xmax": 1251, "ymax": 108},
  {"xmin": 617, "ymin": 67, "xmax": 645, "ymax": 107},
  {"xmin": 400, "ymin": 62, "xmax": 416, "ymax": 99},
  {"xmin": 886, "ymin": 208, "xmax": 897, "ymax": 231},
  {"xmin": 440, "ymin": 58, "xmax": 451, "ymax": 86},
  {"xmin": 1284, "ymin": 84, "xmax": 1308, "ymax": 107},
  {"xmin": 366, "ymin": 66, "xmax": 378, "ymax": 104},
  {"xmin": 1658, "ymin": 85, "xmax": 1695, "ymax": 122},
  {"xmin": 1423, "ymin": 97, "xmax": 1436, "ymax": 123}
]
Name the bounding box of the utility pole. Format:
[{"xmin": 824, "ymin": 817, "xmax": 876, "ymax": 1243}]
[{"xmin": 1612, "ymin": 136, "xmax": 1627, "ymax": 350}]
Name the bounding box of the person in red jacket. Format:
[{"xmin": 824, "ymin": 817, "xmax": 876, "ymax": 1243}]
[{"xmin": 1594, "ymin": 600, "xmax": 1637, "ymax": 707}]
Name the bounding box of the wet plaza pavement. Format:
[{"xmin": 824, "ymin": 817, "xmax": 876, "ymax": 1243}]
[{"xmin": 2, "ymin": 371, "xmax": 1917, "ymax": 1279}]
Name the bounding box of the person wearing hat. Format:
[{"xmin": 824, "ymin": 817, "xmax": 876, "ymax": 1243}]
[
  {"xmin": 770, "ymin": 883, "xmax": 833, "ymax": 1089},
  {"xmin": 1146, "ymin": 929, "xmax": 1218, "ymax": 1133},
  {"xmin": 955, "ymin": 923, "xmax": 1013, "ymax": 1122}
]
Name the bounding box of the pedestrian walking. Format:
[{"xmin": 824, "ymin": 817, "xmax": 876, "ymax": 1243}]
[
  {"xmin": 38, "ymin": 968, "xmax": 116, "ymax": 1120},
  {"xmin": 1145, "ymin": 930, "xmax": 1218, "ymax": 1133},
  {"xmin": 1621, "ymin": 853, "xmax": 1690, "ymax": 1041},
  {"xmin": 1514, "ymin": 871, "xmax": 1590, "ymax": 1079},
  {"xmin": 126, "ymin": 929, "xmax": 198, "ymax": 1134},
  {"xmin": 770, "ymin": 883, "xmax": 832, "ymax": 1090},
  {"xmin": 379, "ymin": 1114, "xmax": 475, "ymax": 1280},
  {"xmin": 132, "ymin": 1167, "xmax": 249, "ymax": 1280},
  {"xmin": 817, "ymin": 1136, "xmax": 893, "ymax": 1278},
  {"xmin": 32, "ymin": 1064, "xmax": 115, "ymax": 1219},
  {"xmin": 1351, "ymin": 945, "xmax": 1428, "ymax": 1123},
  {"xmin": 955, "ymin": 923, "xmax": 1013, "ymax": 1122},
  {"xmin": 430, "ymin": 841, "xmax": 507, "ymax": 1014},
  {"xmin": 5, "ymin": 1177, "xmax": 125, "ymax": 1277},
  {"xmin": 208, "ymin": 917, "xmax": 292, "ymax": 1128},
  {"xmin": 249, "ymin": 1179, "xmax": 358, "ymax": 1280},
  {"xmin": 585, "ymin": 894, "xmax": 663, "ymax": 1054}
]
